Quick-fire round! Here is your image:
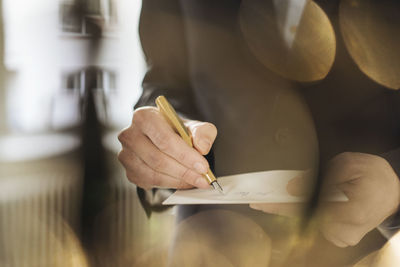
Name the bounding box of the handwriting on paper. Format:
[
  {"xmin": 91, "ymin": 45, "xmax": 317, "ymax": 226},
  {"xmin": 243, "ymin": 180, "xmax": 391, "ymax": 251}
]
[{"xmin": 163, "ymin": 170, "xmax": 348, "ymax": 205}]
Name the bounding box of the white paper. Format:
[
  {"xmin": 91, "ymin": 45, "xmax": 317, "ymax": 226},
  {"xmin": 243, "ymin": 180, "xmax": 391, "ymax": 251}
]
[{"xmin": 163, "ymin": 170, "xmax": 348, "ymax": 205}]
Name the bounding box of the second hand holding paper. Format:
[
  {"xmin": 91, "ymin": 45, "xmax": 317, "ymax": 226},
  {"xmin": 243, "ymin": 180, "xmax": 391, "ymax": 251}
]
[{"xmin": 163, "ymin": 170, "xmax": 348, "ymax": 205}]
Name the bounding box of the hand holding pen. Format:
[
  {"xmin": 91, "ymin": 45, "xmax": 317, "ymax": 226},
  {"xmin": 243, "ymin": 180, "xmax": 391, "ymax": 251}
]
[{"xmin": 118, "ymin": 96, "xmax": 221, "ymax": 192}]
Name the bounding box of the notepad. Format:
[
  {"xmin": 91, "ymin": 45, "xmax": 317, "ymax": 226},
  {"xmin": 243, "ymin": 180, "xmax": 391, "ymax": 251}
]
[{"xmin": 163, "ymin": 170, "xmax": 348, "ymax": 205}]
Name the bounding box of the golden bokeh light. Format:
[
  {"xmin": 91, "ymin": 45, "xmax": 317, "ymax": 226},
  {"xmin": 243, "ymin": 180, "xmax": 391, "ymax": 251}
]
[
  {"xmin": 239, "ymin": 0, "xmax": 336, "ymax": 82},
  {"xmin": 371, "ymin": 230, "xmax": 400, "ymax": 267},
  {"xmin": 340, "ymin": 0, "xmax": 400, "ymax": 90},
  {"xmin": 171, "ymin": 209, "xmax": 272, "ymax": 267}
]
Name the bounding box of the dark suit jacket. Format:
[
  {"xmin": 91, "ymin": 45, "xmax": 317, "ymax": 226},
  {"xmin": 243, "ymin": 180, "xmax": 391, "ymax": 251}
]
[
  {"xmin": 133, "ymin": 1, "xmax": 400, "ymax": 264},
  {"xmin": 136, "ymin": 0, "xmax": 400, "ymax": 176}
]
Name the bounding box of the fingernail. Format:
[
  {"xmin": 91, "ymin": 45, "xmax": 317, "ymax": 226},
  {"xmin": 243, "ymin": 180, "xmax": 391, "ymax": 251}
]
[
  {"xmin": 193, "ymin": 162, "xmax": 208, "ymax": 174},
  {"xmin": 199, "ymin": 139, "xmax": 211, "ymax": 152},
  {"xmin": 195, "ymin": 177, "xmax": 209, "ymax": 188}
]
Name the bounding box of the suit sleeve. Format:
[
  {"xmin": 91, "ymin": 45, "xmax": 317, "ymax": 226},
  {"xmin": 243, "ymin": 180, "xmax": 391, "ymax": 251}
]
[
  {"xmin": 135, "ymin": 0, "xmax": 198, "ymax": 119},
  {"xmin": 382, "ymin": 149, "xmax": 400, "ymax": 178},
  {"xmin": 134, "ymin": 0, "xmax": 199, "ymax": 216},
  {"xmin": 378, "ymin": 92, "xmax": 400, "ymax": 237},
  {"xmin": 381, "ymin": 91, "xmax": 400, "ymax": 178}
]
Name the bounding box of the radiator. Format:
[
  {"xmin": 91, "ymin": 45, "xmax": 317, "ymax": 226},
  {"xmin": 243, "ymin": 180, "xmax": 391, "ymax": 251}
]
[{"xmin": 0, "ymin": 153, "xmax": 86, "ymax": 267}]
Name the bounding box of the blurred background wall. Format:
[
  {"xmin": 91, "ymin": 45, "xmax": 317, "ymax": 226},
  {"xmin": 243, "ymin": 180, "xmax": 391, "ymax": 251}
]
[{"xmin": 2, "ymin": 0, "xmax": 145, "ymax": 131}]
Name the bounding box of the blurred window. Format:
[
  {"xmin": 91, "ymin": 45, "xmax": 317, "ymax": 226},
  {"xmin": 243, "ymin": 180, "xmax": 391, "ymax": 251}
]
[
  {"xmin": 64, "ymin": 72, "xmax": 82, "ymax": 91},
  {"xmin": 61, "ymin": 68, "xmax": 116, "ymax": 93},
  {"xmin": 3, "ymin": 0, "xmax": 143, "ymax": 132},
  {"xmin": 60, "ymin": 0, "xmax": 117, "ymax": 36},
  {"xmin": 86, "ymin": 0, "xmax": 101, "ymax": 15},
  {"xmin": 96, "ymin": 69, "xmax": 117, "ymax": 93},
  {"xmin": 60, "ymin": 3, "xmax": 83, "ymax": 33},
  {"xmin": 55, "ymin": 68, "xmax": 118, "ymax": 128}
]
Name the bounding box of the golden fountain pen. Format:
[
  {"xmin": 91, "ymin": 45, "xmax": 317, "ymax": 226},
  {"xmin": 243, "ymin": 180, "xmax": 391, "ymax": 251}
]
[{"xmin": 155, "ymin": 95, "xmax": 224, "ymax": 194}]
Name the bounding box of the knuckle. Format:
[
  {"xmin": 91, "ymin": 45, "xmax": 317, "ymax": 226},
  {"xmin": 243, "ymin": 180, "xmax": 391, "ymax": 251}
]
[
  {"xmin": 117, "ymin": 150, "xmax": 130, "ymax": 167},
  {"xmin": 118, "ymin": 127, "xmax": 140, "ymax": 149},
  {"xmin": 132, "ymin": 107, "xmax": 148, "ymax": 123},
  {"xmin": 133, "ymin": 107, "xmax": 159, "ymax": 129},
  {"xmin": 118, "ymin": 129, "xmax": 130, "ymax": 144}
]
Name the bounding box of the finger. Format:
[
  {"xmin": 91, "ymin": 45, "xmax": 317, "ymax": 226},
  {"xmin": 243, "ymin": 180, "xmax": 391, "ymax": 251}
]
[
  {"xmin": 122, "ymin": 131, "xmax": 209, "ymax": 188},
  {"xmin": 120, "ymin": 150, "xmax": 193, "ymax": 189},
  {"xmin": 320, "ymin": 222, "xmax": 367, "ymax": 247},
  {"xmin": 249, "ymin": 203, "xmax": 306, "ymax": 217},
  {"xmin": 134, "ymin": 108, "xmax": 210, "ymax": 175},
  {"xmin": 323, "ymin": 152, "xmax": 362, "ymax": 185},
  {"xmin": 317, "ymin": 201, "xmax": 370, "ymax": 226},
  {"xmin": 321, "ymin": 229, "xmax": 349, "ymax": 248},
  {"xmin": 286, "ymin": 170, "xmax": 316, "ymax": 197},
  {"xmin": 185, "ymin": 120, "xmax": 217, "ymax": 155}
]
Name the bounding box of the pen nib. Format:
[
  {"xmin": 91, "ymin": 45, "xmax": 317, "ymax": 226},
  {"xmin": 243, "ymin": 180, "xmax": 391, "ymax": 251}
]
[{"xmin": 211, "ymin": 181, "xmax": 224, "ymax": 195}]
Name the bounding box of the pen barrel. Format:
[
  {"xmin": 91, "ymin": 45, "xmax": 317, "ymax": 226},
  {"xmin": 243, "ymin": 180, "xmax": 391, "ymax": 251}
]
[
  {"xmin": 156, "ymin": 96, "xmax": 219, "ymax": 186},
  {"xmin": 204, "ymin": 170, "xmax": 217, "ymax": 184},
  {"xmin": 155, "ymin": 96, "xmax": 193, "ymax": 147}
]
